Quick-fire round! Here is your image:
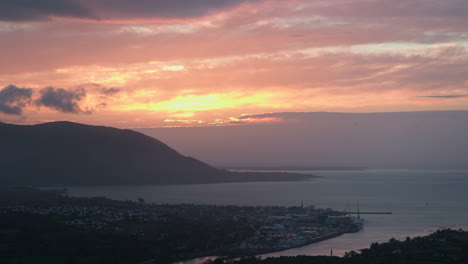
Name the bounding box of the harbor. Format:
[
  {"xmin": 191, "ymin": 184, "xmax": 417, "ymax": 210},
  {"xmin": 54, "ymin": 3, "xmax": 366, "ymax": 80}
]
[
  {"xmin": 232, "ymin": 201, "xmax": 377, "ymax": 255},
  {"xmin": 172, "ymin": 202, "xmax": 387, "ymax": 264}
]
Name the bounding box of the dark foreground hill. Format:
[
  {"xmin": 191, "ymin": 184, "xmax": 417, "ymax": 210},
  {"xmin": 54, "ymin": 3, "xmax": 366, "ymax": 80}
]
[{"xmin": 0, "ymin": 121, "xmax": 314, "ymax": 185}]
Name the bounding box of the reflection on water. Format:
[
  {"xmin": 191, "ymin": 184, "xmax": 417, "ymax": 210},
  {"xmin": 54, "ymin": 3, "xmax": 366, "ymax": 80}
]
[{"xmin": 68, "ymin": 170, "xmax": 468, "ymax": 260}]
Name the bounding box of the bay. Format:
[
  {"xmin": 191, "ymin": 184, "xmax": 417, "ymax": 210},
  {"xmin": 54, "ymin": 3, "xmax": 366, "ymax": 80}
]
[{"xmin": 68, "ymin": 170, "xmax": 468, "ymax": 259}]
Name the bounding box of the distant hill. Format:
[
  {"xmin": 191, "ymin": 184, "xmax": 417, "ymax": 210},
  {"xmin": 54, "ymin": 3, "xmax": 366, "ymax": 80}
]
[{"xmin": 0, "ymin": 121, "xmax": 314, "ymax": 185}]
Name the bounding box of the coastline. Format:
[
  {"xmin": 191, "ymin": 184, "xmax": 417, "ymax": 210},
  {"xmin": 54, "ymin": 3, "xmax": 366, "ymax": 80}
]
[
  {"xmin": 170, "ymin": 231, "xmax": 348, "ymax": 264},
  {"xmin": 234, "ymin": 231, "xmax": 345, "ymax": 256}
]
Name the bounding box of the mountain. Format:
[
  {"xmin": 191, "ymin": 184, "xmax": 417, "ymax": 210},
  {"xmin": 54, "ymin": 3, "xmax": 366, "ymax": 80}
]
[{"xmin": 0, "ymin": 121, "xmax": 314, "ymax": 185}]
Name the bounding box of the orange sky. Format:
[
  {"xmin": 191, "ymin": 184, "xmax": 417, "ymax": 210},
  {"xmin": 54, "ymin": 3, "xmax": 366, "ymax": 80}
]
[{"xmin": 1, "ymin": 0, "xmax": 468, "ymax": 128}]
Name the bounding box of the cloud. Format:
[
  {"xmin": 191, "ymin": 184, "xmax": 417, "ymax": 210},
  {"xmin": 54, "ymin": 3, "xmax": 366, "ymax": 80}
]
[
  {"xmin": 0, "ymin": 0, "xmax": 94, "ymax": 21},
  {"xmin": 3, "ymin": 0, "xmax": 468, "ymax": 76},
  {"xmin": 296, "ymin": 0, "xmax": 468, "ymax": 26},
  {"xmin": 2, "ymin": 1, "xmax": 468, "ymax": 126},
  {"xmin": 81, "ymin": 0, "xmax": 256, "ymax": 20},
  {"xmin": 138, "ymin": 110, "xmax": 468, "ymax": 169},
  {"xmin": 0, "ymin": 0, "xmax": 257, "ymax": 22},
  {"xmin": 418, "ymin": 94, "xmax": 468, "ymax": 99},
  {"xmin": 235, "ymin": 111, "xmax": 468, "ymax": 125},
  {"xmin": 36, "ymin": 87, "xmax": 86, "ymax": 113},
  {"xmin": 236, "ymin": 112, "xmax": 310, "ymax": 123},
  {"xmin": 0, "ymin": 85, "xmax": 33, "ymax": 115},
  {"xmin": 100, "ymin": 87, "xmax": 121, "ymax": 95}
]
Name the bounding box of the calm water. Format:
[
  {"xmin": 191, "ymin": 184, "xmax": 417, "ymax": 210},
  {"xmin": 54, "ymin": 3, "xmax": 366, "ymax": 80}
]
[{"xmin": 68, "ymin": 170, "xmax": 468, "ymax": 259}]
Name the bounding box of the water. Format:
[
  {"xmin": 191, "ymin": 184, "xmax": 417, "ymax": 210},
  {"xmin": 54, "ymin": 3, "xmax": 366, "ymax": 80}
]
[{"xmin": 68, "ymin": 170, "xmax": 468, "ymax": 259}]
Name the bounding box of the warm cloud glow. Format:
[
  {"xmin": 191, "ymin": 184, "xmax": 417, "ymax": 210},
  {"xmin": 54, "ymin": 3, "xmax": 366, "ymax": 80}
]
[
  {"xmin": 1, "ymin": 0, "xmax": 468, "ymax": 127},
  {"xmin": 163, "ymin": 65, "xmax": 185, "ymax": 71},
  {"xmin": 171, "ymin": 112, "xmax": 195, "ymax": 118}
]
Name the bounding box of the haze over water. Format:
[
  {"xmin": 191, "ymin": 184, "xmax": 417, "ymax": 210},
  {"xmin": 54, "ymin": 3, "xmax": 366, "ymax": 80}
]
[{"xmin": 69, "ymin": 170, "xmax": 468, "ymax": 257}]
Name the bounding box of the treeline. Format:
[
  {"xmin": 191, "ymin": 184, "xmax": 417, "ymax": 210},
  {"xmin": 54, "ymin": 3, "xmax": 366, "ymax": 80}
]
[
  {"xmin": 0, "ymin": 211, "xmax": 253, "ymax": 264},
  {"xmin": 0, "ymin": 188, "xmax": 254, "ymax": 264}
]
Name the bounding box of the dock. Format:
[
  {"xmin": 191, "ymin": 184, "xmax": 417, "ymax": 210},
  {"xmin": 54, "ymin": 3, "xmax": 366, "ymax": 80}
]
[
  {"xmin": 346, "ymin": 211, "xmax": 392, "ymax": 215},
  {"xmin": 343, "ymin": 201, "xmax": 392, "ymax": 215}
]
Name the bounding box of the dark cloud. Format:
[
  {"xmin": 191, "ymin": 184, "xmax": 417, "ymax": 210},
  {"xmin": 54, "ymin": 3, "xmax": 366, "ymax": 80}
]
[
  {"xmin": 229, "ymin": 120, "xmax": 248, "ymax": 124},
  {"xmin": 237, "ymin": 111, "xmax": 468, "ymax": 125},
  {"xmin": 238, "ymin": 112, "xmax": 307, "ymax": 120},
  {"xmin": 0, "ymin": 0, "xmax": 94, "ymax": 21},
  {"xmin": 312, "ymin": 0, "xmax": 468, "ymax": 20},
  {"xmin": 4, "ymin": 0, "xmax": 468, "ymax": 23},
  {"xmin": 140, "ymin": 111, "xmax": 468, "ymax": 169},
  {"xmin": 80, "ymin": 0, "xmax": 256, "ymax": 19},
  {"xmin": 96, "ymin": 102, "xmax": 108, "ymax": 109},
  {"xmin": 100, "ymin": 87, "xmax": 121, "ymax": 95},
  {"xmin": 0, "ymin": 85, "xmax": 32, "ymax": 115},
  {"xmin": 0, "ymin": 0, "xmax": 256, "ymax": 21},
  {"xmin": 36, "ymin": 87, "xmax": 86, "ymax": 113},
  {"xmin": 418, "ymin": 94, "xmax": 468, "ymax": 99}
]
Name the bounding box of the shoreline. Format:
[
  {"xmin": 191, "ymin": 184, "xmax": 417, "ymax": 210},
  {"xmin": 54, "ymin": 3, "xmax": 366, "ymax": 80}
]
[
  {"xmin": 239, "ymin": 231, "xmax": 345, "ymax": 256},
  {"xmin": 170, "ymin": 231, "xmax": 347, "ymax": 264}
]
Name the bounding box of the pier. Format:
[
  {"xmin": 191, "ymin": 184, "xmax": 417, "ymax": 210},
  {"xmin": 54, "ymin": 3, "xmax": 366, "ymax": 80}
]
[
  {"xmin": 346, "ymin": 211, "xmax": 392, "ymax": 215},
  {"xmin": 343, "ymin": 200, "xmax": 392, "ymax": 215}
]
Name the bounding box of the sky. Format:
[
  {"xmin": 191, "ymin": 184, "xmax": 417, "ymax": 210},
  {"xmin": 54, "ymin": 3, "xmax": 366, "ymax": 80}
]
[
  {"xmin": 0, "ymin": 0, "xmax": 468, "ymax": 128},
  {"xmin": 138, "ymin": 111, "xmax": 468, "ymax": 169}
]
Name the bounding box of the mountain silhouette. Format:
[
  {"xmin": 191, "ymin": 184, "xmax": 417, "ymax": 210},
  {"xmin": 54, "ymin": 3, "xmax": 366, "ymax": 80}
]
[{"xmin": 0, "ymin": 121, "xmax": 313, "ymax": 185}]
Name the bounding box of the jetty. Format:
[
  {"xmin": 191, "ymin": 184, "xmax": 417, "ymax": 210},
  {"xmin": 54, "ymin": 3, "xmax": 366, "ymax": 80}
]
[
  {"xmin": 346, "ymin": 211, "xmax": 392, "ymax": 215},
  {"xmin": 343, "ymin": 200, "xmax": 392, "ymax": 216}
]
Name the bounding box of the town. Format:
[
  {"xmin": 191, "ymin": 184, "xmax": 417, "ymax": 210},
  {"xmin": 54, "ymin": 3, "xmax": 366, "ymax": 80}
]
[{"xmin": 0, "ymin": 188, "xmax": 363, "ymax": 263}]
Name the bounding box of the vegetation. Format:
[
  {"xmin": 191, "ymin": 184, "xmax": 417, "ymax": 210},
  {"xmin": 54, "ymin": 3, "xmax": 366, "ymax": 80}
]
[
  {"xmin": 2, "ymin": 188, "xmax": 468, "ymax": 264},
  {"xmin": 0, "ymin": 188, "xmax": 254, "ymax": 264},
  {"xmin": 208, "ymin": 229, "xmax": 468, "ymax": 264},
  {"xmin": 0, "ymin": 212, "xmax": 254, "ymax": 264}
]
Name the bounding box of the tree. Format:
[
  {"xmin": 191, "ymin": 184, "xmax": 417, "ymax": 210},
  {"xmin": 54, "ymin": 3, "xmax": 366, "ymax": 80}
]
[{"xmin": 344, "ymin": 250, "xmax": 359, "ymax": 258}]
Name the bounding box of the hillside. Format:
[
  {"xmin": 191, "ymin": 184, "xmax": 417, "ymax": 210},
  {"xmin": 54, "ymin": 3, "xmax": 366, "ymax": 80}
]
[{"xmin": 0, "ymin": 121, "xmax": 313, "ymax": 185}]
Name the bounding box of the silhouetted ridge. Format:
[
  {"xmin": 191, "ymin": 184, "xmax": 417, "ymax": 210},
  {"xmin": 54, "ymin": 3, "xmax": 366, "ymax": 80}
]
[{"xmin": 0, "ymin": 121, "xmax": 313, "ymax": 185}]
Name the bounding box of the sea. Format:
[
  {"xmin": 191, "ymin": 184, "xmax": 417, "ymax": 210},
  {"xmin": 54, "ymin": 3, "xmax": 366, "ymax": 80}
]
[{"xmin": 67, "ymin": 170, "xmax": 468, "ymax": 262}]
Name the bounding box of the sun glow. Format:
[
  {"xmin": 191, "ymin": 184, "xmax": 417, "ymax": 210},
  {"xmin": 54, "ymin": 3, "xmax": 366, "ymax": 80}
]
[
  {"xmin": 171, "ymin": 112, "xmax": 195, "ymax": 118},
  {"xmin": 163, "ymin": 65, "xmax": 185, "ymax": 71}
]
